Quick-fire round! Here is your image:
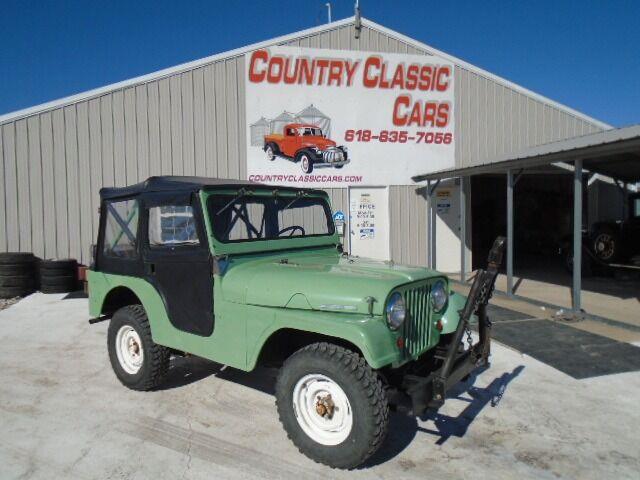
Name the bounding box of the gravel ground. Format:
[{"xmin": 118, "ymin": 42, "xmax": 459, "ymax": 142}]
[{"xmin": 0, "ymin": 297, "xmax": 21, "ymax": 311}]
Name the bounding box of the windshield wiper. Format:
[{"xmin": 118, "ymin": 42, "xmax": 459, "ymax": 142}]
[
  {"xmin": 283, "ymin": 191, "xmax": 307, "ymax": 210},
  {"xmin": 216, "ymin": 188, "xmax": 250, "ymax": 216}
]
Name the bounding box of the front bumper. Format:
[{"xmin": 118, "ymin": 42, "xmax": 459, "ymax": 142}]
[
  {"xmin": 398, "ymin": 332, "xmax": 491, "ymax": 415},
  {"xmin": 389, "ymin": 236, "xmax": 506, "ymax": 416}
]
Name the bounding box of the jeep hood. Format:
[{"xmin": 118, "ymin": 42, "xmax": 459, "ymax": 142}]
[{"xmin": 220, "ymin": 250, "xmax": 444, "ymax": 316}]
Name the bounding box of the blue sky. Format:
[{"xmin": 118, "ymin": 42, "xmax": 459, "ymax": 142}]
[{"xmin": 1, "ymin": 0, "xmax": 638, "ymax": 127}]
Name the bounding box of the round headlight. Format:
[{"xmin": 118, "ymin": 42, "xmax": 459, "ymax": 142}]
[
  {"xmin": 431, "ymin": 280, "xmax": 448, "ymax": 313},
  {"xmin": 386, "ymin": 292, "xmax": 406, "ymax": 330}
]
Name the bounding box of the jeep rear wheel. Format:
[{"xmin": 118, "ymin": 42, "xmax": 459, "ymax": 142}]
[
  {"xmin": 275, "ymin": 342, "xmax": 389, "ymax": 469},
  {"xmin": 107, "ymin": 305, "xmax": 170, "ymax": 391}
]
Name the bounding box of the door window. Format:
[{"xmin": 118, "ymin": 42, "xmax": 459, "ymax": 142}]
[
  {"xmin": 103, "ymin": 199, "xmax": 139, "ymax": 258},
  {"xmin": 633, "ymin": 197, "xmax": 640, "ymax": 218},
  {"xmin": 148, "ymin": 205, "xmax": 200, "ymax": 246}
]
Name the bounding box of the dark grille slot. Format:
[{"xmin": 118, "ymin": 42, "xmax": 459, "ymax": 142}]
[{"xmin": 402, "ymin": 284, "xmax": 431, "ymax": 357}]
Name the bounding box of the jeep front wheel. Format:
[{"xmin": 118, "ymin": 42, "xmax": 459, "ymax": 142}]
[
  {"xmin": 107, "ymin": 305, "xmax": 170, "ymax": 391},
  {"xmin": 275, "ymin": 342, "xmax": 389, "ymax": 469}
]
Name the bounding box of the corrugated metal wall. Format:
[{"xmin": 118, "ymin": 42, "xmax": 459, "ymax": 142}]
[{"xmin": 0, "ymin": 21, "xmax": 603, "ymax": 265}]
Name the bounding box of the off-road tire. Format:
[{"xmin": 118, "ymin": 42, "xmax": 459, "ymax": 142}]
[
  {"xmin": 0, "ymin": 263, "xmax": 36, "ymax": 275},
  {"xmin": 107, "ymin": 305, "xmax": 170, "ymax": 391},
  {"xmin": 0, "ymin": 286, "xmax": 33, "ymax": 298},
  {"xmin": 275, "ymin": 342, "xmax": 389, "ymax": 469},
  {"xmin": 296, "ymin": 152, "xmax": 314, "ymax": 174},
  {"xmin": 0, "ymin": 275, "xmax": 35, "ymax": 288},
  {"xmin": 39, "ymin": 274, "xmax": 77, "ymax": 293},
  {"xmin": 40, "ymin": 274, "xmax": 76, "ymax": 286},
  {"xmin": 0, "ymin": 252, "xmax": 36, "ymax": 264},
  {"xmin": 39, "ymin": 259, "xmax": 77, "ymax": 273}
]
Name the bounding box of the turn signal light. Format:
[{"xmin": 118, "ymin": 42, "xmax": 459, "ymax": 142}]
[
  {"xmin": 436, "ymin": 320, "xmax": 443, "ymax": 332},
  {"xmin": 396, "ymin": 337, "xmax": 404, "ymax": 349}
]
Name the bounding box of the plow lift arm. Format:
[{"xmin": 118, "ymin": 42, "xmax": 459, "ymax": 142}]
[{"xmin": 404, "ymin": 236, "xmax": 506, "ymax": 414}]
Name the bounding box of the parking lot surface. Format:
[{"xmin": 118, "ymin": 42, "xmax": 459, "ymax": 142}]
[{"xmin": 1, "ymin": 293, "xmax": 639, "ymax": 479}]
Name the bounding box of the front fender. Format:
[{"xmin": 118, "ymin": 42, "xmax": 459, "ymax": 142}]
[{"xmin": 245, "ymin": 306, "xmax": 401, "ymax": 370}]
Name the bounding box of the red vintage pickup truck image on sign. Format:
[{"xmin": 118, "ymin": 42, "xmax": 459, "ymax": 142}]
[{"xmin": 264, "ymin": 123, "xmax": 349, "ymax": 174}]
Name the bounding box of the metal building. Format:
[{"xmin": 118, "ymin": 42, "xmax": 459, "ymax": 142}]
[{"xmin": 0, "ymin": 16, "xmax": 608, "ymax": 265}]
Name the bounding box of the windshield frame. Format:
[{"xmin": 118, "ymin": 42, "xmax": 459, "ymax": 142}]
[{"xmin": 200, "ymin": 187, "xmax": 339, "ymax": 255}]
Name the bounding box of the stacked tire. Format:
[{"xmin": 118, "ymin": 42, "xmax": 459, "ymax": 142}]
[
  {"xmin": 0, "ymin": 253, "xmax": 38, "ymax": 298},
  {"xmin": 39, "ymin": 259, "xmax": 78, "ymax": 294}
]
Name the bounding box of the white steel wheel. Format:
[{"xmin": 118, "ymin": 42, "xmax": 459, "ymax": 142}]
[
  {"xmin": 115, "ymin": 325, "xmax": 144, "ymax": 375},
  {"xmin": 292, "ymin": 373, "xmax": 353, "ymax": 446},
  {"xmin": 266, "ymin": 145, "xmax": 275, "ymax": 161}
]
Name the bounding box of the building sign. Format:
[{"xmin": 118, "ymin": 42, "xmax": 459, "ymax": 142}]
[
  {"xmin": 351, "ymin": 193, "xmax": 377, "ymax": 240},
  {"xmin": 436, "ymin": 189, "xmax": 452, "ymax": 214},
  {"xmin": 245, "ymin": 46, "xmax": 455, "ymax": 187},
  {"xmin": 333, "ymin": 210, "xmax": 345, "ymax": 236}
]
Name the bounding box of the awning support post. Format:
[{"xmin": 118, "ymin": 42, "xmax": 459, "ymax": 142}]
[
  {"xmin": 460, "ymin": 177, "xmax": 466, "ymax": 282},
  {"xmin": 506, "ymin": 169, "xmax": 515, "ymax": 296},
  {"xmin": 427, "ymin": 179, "xmax": 441, "ymax": 269},
  {"xmin": 427, "ymin": 180, "xmax": 432, "ymax": 268},
  {"xmin": 572, "ymin": 159, "xmax": 583, "ymax": 314}
]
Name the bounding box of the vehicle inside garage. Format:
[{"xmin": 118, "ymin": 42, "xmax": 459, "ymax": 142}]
[{"xmin": 471, "ymin": 173, "xmax": 575, "ymax": 272}]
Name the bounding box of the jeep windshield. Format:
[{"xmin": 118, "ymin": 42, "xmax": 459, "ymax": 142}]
[{"xmin": 207, "ymin": 190, "xmax": 335, "ymax": 244}]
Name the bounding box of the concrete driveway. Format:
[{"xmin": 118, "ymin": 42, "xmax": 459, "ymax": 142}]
[{"xmin": 1, "ymin": 293, "xmax": 639, "ymax": 480}]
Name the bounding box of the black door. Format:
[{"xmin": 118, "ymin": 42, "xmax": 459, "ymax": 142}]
[{"xmin": 141, "ymin": 193, "xmax": 214, "ymax": 336}]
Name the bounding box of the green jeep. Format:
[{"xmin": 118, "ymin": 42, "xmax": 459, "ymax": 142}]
[{"xmin": 88, "ymin": 176, "xmax": 504, "ymax": 469}]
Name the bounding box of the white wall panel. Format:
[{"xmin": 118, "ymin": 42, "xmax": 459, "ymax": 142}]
[
  {"xmin": 15, "ymin": 120, "xmax": 32, "ymax": 252},
  {"xmin": 39, "ymin": 113, "xmax": 57, "ymax": 257}
]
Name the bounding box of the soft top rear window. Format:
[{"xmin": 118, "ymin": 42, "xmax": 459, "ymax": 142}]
[{"xmin": 208, "ymin": 193, "xmax": 335, "ymax": 243}]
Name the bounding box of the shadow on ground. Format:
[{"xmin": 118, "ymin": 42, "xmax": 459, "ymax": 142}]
[
  {"xmin": 158, "ymin": 355, "xmax": 276, "ymax": 394},
  {"xmin": 364, "ymin": 365, "xmax": 525, "ymax": 466},
  {"xmin": 157, "ymin": 355, "xmax": 525, "ymax": 467}
]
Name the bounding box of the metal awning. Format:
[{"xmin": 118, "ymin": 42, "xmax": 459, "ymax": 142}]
[
  {"xmin": 413, "ymin": 125, "xmax": 640, "ymax": 184},
  {"xmin": 415, "ymin": 125, "xmax": 640, "ymax": 319}
]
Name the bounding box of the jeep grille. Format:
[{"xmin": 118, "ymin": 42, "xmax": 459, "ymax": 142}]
[{"xmin": 402, "ymin": 284, "xmax": 431, "ymax": 357}]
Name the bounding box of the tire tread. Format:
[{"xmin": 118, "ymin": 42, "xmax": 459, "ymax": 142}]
[
  {"xmin": 109, "ymin": 305, "xmax": 170, "ymax": 391},
  {"xmin": 275, "ymin": 342, "xmax": 389, "ymax": 469}
]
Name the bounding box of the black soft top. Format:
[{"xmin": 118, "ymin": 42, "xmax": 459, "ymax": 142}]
[{"xmin": 100, "ymin": 176, "xmax": 321, "ymax": 200}]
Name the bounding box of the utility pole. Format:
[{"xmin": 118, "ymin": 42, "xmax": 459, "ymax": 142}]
[{"xmin": 326, "ymin": 2, "xmax": 332, "ymax": 23}]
